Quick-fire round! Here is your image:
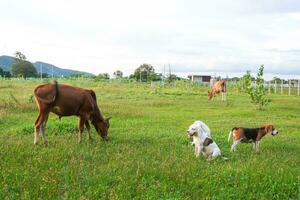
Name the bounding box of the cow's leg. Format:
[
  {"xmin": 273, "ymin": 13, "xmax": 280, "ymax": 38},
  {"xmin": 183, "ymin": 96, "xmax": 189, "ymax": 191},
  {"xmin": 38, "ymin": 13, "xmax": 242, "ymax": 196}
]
[
  {"xmin": 85, "ymin": 120, "xmax": 91, "ymax": 141},
  {"xmin": 78, "ymin": 117, "xmax": 85, "ymax": 144},
  {"xmin": 221, "ymin": 92, "xmax": 226, "ymax": 101},
  {"xmin": 41, "ymin": 113, "xmax": 50, "ymax": 145},
  {"xmin": 34, "ymin": 110, "xmax": 49, "ymax": 145},
  {"xmin": 34, "ymin": 113, "xmax": 41, "ymax": 145}
]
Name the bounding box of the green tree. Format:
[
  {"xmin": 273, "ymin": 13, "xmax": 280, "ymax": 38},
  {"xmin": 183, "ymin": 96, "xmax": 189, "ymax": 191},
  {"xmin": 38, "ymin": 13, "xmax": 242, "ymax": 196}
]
[
  {"xmin": 133, "ymin": 64, "xmax": 155, "ymax": 82},
  {"xmin": 12, "ymin": 61, "xmax": 37, "ymax": 78},
  {"xmin": 167, "ymin": 74, "xmax": 177, "ymax": 82},
  {"xmin": 271, "ymin": 76, "xmax": 286, "ymax": 84},
  {"xmin": 96, "ymin": 73, "xmax": 110, "ymax": 80},
  {"xmin": 11, "ymin": 52, "xmax": 37, "ymax": 79},
  {"xmin": 70, "ymin": 73, "xmax": 86, "ymax": 78},
  {"xmin": 113, "ymin": 70, "xmax": 123, "ymax": 79},
  {"xmin": 242, "ymin": 65, "xmax": 271, "ymax": 109},
  {"xmin": 0, "ymin": 67, "xmax": 3, "ymax": 77},
  {"xmin": 238, "ymin": 70, "xmax": 253, "ymax": 93},
  {"xmin": 14, "ymin": 51, "xmax": 26, "ymax": 62},
  {"xmin": 41, "ymin": 73, "xmax": 49, "ymax": 78},
  {"xmin": 0, "ymin": 67, "xmax": 12, "ymax": 78}
]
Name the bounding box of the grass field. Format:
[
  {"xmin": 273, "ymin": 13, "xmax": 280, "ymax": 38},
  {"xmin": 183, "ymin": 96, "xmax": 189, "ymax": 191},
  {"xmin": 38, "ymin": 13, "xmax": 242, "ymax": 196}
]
[{"xmin": 0, "ymin": 79, "xmax": 299, "ymax": 199}]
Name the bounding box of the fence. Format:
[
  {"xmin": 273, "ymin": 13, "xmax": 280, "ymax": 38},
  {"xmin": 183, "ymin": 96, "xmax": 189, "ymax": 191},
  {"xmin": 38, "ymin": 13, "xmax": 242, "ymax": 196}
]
[
  {"xmin": 188, "ymin": 79, "xmax": 300, "ymax": 96},
  {"xmin": 264, "ymin": 80, "xmax": 300, "ymax": 96}
]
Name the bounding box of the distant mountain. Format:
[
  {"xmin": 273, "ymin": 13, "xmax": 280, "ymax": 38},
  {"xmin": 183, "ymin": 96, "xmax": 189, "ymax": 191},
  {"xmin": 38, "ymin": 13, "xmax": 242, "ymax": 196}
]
[
  {"xmin": 0, "ymin": 55, "xmax": 14, "ymax": 72},
  {"xmin": 0, "ymin": 55, "xmax": 94, "ymax": 77}
]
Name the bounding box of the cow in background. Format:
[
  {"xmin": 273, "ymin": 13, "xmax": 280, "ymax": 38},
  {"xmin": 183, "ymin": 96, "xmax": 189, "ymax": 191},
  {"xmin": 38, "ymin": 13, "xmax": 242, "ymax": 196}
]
[
  {"xmin": 34, "ymin": 81, "xmax": 111, "ymax": 145},
  {"xmin": 208, "ymin": 80, "xmax": 226, "ymax": 101}
]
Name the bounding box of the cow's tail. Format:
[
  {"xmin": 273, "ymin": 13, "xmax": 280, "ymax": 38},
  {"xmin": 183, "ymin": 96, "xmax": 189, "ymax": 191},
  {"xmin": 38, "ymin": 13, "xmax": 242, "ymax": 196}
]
[{"xmin": 34, "ymin": 81, "xmax": 58, "ymax": 104}]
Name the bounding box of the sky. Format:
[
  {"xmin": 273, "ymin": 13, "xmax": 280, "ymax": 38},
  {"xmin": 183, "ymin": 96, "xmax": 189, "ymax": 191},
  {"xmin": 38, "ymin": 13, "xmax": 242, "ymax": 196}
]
[{"xmin": 0, "ymin": 0, "xmax": 300, "ymax": 78}]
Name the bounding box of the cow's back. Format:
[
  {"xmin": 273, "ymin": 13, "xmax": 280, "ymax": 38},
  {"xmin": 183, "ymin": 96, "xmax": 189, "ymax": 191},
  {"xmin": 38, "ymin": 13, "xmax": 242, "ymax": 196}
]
[
  {"xmin": 212, "ymin": 80, "xmax": 225, "ymax": 93},
  {"xmin": 53, "ymin": 84, "xmax": 94, "ymax": 116},
  {"xmin": 35, "ymin": 83, "xmax": 95, "ymax": 117}
]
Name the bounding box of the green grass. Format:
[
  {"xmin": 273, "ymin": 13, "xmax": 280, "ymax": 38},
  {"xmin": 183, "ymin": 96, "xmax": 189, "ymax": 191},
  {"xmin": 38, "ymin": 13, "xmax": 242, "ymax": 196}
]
[{"xmin": 0, "ymin": 79, "xmax": 299, "ymax": 199}]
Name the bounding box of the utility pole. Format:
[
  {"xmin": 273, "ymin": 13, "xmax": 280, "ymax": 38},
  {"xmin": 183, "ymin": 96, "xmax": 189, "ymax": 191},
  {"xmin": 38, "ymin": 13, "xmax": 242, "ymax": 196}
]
[
  {"xmin": 298, "ymin": 79, "xmax": 300, "ymax": 96},
  {"xmin": 52, "ymin": 65, "xmax": 54, "ymax": 79},
  {"xmin": 281, "ymin": 79, "xmax": 283, "ymax": 94},
  {"xmin": 289, "ymin": 80, "xmax": 291, "ymax": 96}
]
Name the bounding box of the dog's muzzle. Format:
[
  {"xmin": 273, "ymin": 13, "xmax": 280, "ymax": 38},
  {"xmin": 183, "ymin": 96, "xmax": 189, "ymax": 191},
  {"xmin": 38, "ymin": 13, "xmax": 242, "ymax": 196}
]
[
  {"xmin": 271, "ymin": 129, "xmax": 279, "ymax": 136},
  {"xmin": 187, "ymin": 131, "xmax": 195, "ymax": 138}
]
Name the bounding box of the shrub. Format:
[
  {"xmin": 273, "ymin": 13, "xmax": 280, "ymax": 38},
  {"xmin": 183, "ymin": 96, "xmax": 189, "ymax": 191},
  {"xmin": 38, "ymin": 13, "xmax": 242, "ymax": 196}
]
[{"xmin": 241, "ymin": 65, "xmax": 271, "ymax": 109}]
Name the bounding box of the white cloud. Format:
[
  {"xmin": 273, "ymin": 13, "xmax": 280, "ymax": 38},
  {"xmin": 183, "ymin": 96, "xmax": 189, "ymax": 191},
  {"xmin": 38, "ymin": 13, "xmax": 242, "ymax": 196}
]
[{"xmin": 0, "ymin": 0, "xmax": 300, "ymax": 77}]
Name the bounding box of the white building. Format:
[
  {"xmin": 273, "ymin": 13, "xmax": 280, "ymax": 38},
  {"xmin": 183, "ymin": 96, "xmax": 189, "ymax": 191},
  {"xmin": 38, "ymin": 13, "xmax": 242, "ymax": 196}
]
[{"xmin": 188, "ymin": 75, "xmax": 211, "ymax": 83}]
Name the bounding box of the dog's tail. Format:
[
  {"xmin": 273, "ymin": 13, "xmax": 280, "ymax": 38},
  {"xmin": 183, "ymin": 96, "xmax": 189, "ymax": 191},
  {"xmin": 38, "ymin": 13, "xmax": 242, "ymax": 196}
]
[{"xmin": 228, "ymin": 130, "xmax": 233, "ymax": 142}]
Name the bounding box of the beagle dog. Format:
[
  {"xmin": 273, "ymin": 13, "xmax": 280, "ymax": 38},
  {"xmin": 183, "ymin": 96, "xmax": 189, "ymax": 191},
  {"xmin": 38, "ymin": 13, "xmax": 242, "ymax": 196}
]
[
  {"xmin": 187, "ymin": 121, "xmax": 221, "ymax": 159},
  {"xmin": 228, "ymin": 124, "xmax": 279, "ymax": 153}
]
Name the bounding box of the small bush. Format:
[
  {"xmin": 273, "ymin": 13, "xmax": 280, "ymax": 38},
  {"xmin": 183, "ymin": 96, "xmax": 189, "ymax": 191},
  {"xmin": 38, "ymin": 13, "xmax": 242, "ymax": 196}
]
[{"xmin": 241, "ymin": 65, "xmax": 271, "ymax": 109}]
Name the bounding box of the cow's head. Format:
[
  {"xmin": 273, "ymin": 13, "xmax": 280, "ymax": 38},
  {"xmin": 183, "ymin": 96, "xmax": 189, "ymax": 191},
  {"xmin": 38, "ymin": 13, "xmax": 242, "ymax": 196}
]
[
  {"xmin": 94, "ymin": 117, "xmax": 111, "ymax": 140},
  {"xmin": 208, "ymin": 90, "xmax": 213, "ymax": 100}
]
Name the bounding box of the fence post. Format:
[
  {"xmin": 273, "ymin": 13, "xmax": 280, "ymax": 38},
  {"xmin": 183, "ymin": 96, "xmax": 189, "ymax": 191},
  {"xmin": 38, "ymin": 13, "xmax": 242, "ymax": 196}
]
[
  {"xmin": 288, "ymin": 80, "xmax": 291, "ymax": 96},
  {"xmin": 298, "ymin": 79, "xmax": 300, "ymax": 96},
  {"xmin": 274, "ymin": 80, "xmax": 277, "ymax": 94},
  {"xmin": 281, "ymin": 80, "xmax": 283, "ymax": 94}
]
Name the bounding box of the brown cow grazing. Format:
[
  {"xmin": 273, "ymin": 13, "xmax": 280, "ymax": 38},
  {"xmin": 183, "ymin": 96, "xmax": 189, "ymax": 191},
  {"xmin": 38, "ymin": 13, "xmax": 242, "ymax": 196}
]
[
  {"xmin": 208, "ymin": 80, "xmax": 226, "ymax": 101},
  {"xmin": 33, "ymin": 81, "xmax": 110, "ymax": 145}
]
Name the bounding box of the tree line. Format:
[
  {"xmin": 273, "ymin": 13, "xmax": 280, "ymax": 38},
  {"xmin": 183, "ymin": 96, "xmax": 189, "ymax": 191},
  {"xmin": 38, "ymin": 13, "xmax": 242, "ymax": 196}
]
[
  {"xmin": 96, "ymin": 63, "xmax": 179, "ymax": 82},
  {"xmin": 1, "ymin": 51, "xmax": 178, "ymax": 82}
]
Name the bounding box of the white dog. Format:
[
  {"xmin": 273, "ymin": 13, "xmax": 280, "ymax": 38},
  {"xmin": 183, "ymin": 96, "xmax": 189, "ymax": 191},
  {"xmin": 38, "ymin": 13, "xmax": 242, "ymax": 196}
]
[{"xmin": 187, "ymin": 121, "xmax": 221, "ymax": 159}]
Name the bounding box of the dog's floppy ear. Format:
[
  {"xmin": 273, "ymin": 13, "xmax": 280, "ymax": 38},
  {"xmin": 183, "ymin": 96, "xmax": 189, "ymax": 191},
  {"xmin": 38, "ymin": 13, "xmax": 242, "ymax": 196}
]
[
  {"xmin": 199, "ymin": 126, "xmax": 205, "ymax": 133},
  {"xmin": 264, "ymin": 124, "xmax": 273, "ymax": 133},
  {"xmin": 199, "ymin": 125, "xmax": 207, "ymax": 135}
]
